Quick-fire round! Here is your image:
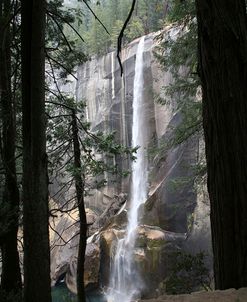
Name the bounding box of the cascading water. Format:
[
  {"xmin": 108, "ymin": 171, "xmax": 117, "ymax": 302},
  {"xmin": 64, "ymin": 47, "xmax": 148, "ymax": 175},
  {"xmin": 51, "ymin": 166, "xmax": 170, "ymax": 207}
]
[
  {"xmin": 111, "ymin": 51, "xmax": 115, "ymax": 100},
  {"xmin": 107, "ymin": 36, "xmax": 148, "ymax": 302}
]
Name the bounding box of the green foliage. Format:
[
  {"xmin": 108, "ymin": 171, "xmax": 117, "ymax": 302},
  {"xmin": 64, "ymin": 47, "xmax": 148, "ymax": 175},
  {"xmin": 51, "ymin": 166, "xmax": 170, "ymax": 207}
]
[
  {"xmin": 47, "ymin": 94, "xmax": 133, "ymax": 202},
  {"xmin": 170, "ymin": 102, "xmax": 202, "ymax": 147},
  {"xmin": 110, "ymin": 20, "xmax": 124, "ymax": 48},
  {"xmin": 150, "ymin": 1, "xmax": 208, "ymax": 205},
  {"xmin": 154, "ymin": 0, "xmax": 202, "ymax": 148},
  {"xmin": 68, "ymin": 0, "xmax": 167, "ymax": 56},
  {"xmin": 165, "ymin": 251, "xmax": 212, "ymax": 294},
  {"xmin": 46, "ymin": 0, "xmax": 87, "ymax": 78},
  {"xmin": 167, "ymin": 0, "xmax": 196, "ymax": 24},
  {"xmin": 125, "ymin": 17, "xmax": 144, "ymax": 41}
]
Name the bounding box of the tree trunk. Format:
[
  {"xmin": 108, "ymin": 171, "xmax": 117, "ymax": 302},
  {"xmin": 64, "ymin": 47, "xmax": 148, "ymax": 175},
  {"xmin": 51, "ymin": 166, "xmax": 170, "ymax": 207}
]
[
  {"xmin": 71, "ymin": 111, "xmax": 87, "ymax": 302},
  {"xmin": 0, "ymin": 0, "xmax": 22, "ymax": 293},
  {"xmin": 196, "ymin": 0, "xmax": 247, "ymax": 289},
  {"xmin": 21, "ymin": 0, "xmax": 51, "ymax": 301}
]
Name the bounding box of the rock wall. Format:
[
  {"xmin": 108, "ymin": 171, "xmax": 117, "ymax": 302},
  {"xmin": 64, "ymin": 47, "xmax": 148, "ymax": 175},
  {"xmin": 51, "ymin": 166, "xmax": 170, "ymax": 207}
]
[
  {"xmin": 50, "ymin": 26, "xmax": 212, "ymax": 296},
  {"xmin": 75, "ymin": 27, "xmax": 211, "ymax": 248}
]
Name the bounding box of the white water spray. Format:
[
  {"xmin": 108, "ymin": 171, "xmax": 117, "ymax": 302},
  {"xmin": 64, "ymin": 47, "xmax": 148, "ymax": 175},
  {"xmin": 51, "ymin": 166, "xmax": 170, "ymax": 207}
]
[
  {"xmin": 107, "ymin": 36, "xmax": 148, "ymax": 302},
  {"xmin": 111, "ymin": 51, "xmax": 115, "ymax": 100}
]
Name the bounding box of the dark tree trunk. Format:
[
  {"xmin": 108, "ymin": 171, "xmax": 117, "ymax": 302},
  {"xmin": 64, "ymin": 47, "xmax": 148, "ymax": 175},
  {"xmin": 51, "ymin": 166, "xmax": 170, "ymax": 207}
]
[
  {"xmin": 196, "ymin": 0, "xmax": 247, "ymax": 289},
  {"xmin": 21, "ymin": 0, "xmax": 51, "ymax": 301},
  {"xmin": 71, "ymin": 111, "xmax": 87, "ymax": 302},
  {"xmin": 0, "ymin": 0, "xmax": 22, "ymax": 293}
]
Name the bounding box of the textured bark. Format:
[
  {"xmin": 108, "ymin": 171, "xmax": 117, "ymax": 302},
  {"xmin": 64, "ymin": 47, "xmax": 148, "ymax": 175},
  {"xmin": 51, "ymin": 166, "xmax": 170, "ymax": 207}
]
[
  {"xmin": 71, "ymin": 111, "xmax": 87, "ymax": 302},
  {"xmin": 196, "ymin": 0, "xmax": 247, "ymax": 289},
  {"xmin": 21, "ymin": 0, "xmax": 51, "ymax": 301},
  {"xmin": 0, "ymin": 0, "xmax": 22, "ymax": 293}
]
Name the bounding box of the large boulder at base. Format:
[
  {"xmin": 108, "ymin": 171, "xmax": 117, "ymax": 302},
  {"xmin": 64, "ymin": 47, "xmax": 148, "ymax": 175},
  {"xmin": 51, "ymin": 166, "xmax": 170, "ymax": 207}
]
[
  {"xmin": 66, "ymin": 242, "xmax": 100, "ymax": 294},
  {"xmin": 50, "ymin": 194, "xmax": 126, "ymax": 290},
  {"xmin": 50, "ymin": 209, "xmax": 80, "ymax": 286},
  {"xmin": 99, "ymin": 228, "xmax": 125, "ymax": 286},
  {"xmin": 99, "ymin": 224, "xmax": 186, "ymax": 296},
  {"xmin": 50, "ymin": 207, "xmax": 99, "ymax": 288}
]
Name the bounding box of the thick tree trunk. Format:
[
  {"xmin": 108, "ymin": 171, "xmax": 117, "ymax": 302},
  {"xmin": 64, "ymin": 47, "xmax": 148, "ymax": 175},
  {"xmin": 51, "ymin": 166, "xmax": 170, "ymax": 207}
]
[
  {"xmin": 21, "ymin": 0, "xmax": 51, "ymax": 301},
  {"xmin": 196, "ymin": 0, "xmax": 247, "ymax": 289},
  {"xmin": 0, "ymin": 0, "xmax": 22, "ymax": 293},
  {"xmin": 71, "ymin": 111, "xmax": 87, "ymax": 302}
]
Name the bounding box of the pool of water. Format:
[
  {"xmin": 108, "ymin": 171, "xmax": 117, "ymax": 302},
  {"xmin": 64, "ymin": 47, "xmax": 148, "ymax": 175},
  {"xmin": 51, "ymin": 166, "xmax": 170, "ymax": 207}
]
[{"xmin": 52, "ymin": 284, "xmax": 107, "ymax": 302}]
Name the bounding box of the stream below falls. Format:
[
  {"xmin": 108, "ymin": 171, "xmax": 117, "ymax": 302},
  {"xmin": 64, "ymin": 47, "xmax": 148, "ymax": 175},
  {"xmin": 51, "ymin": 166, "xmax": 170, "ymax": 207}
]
[{"xmin": 52, "ymin": 284, "xmax": 106, "ymax": 302}]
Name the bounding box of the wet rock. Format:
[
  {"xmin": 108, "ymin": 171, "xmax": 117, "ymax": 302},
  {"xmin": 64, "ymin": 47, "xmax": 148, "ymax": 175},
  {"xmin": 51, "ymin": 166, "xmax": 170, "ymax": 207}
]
[{"xmin": 99, "ymin": 224, "xmax": 186, "ymax": 294}]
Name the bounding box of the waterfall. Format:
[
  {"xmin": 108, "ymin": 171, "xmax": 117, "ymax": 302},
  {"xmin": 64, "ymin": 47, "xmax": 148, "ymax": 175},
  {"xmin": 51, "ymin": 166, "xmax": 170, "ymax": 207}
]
[
  {"xmin": 111, "ymin": 51, "xmax": 115, "ymax": 100},
  {"xmin": 107, "ymin": 36, "xmax": 148, "ymax": 302}
]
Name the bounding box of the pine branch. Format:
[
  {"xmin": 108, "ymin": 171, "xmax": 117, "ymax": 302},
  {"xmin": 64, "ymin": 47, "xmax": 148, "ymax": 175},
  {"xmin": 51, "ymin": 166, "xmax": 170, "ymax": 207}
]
[
  {"xmin": 47, "ymin": 9, "xmax": 85, "ymax": 43},
  {"xmin": 46, "ymin": 52, "xmax": 78, "ymax": 80},
  {"xmin": 45, "ymin": 100, "xmax": 75, "ymax": 111},
  {"xmin": 50, "ymin": 178, "xmax": 73, "ymax": 199},
  {"xmin": 47, "ymin": 12, "xmax": 73, "ymax": 52},
  {"xmin": 51, "ymin": 231, "xmax": 80, "ymax": 249},
  {"xmin": 82, "ymin": 0, "xmax": 110, "ymax": 35}
]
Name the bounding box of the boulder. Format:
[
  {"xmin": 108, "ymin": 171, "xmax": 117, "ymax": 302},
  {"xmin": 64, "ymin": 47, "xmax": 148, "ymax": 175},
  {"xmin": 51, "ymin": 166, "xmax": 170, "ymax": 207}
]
[
  {"xmin": 99, "ymin": 224, "xmax": 186, "ymax": 295},
  {"xmin": 50, "ymin": 209, "xmax": 80, "ymax": 287},
  {"xmin": 66, "ymin": 242, "xmax": 100, "ymax": 294},
  {"xmin": 50, "ymin": 207, "xmax": 99, "ymax": 288}
]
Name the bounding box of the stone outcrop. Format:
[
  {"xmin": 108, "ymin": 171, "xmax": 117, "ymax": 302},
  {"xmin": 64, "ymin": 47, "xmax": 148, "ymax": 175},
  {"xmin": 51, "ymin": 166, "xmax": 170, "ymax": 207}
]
[
  {"xmin": 65, "ymin": 242, "xmax": 100, "ymax": 293},
  {"xmin": 50, "ymin": 198, "xmax": 126, "ymax": 292},
  {"xmin": 50, "ymin": 207, "xmax": 99, "ymax": 289}
]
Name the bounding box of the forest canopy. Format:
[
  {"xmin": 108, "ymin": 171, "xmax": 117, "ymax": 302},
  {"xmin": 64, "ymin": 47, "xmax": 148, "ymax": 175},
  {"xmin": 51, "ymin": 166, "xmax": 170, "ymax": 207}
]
[{"xmin": 64, "ymin": 0, "xmax": 168, "ymax": 55}]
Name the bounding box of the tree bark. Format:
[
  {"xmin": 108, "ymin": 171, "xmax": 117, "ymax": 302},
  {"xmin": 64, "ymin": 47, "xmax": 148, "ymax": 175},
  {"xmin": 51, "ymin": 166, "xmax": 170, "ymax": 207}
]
[
  {"xmin": 196, "ymin": 0, "xmax": 247, "ymax": 289},
  {"xmin": 71, "ymin": 111, "xmax": 87, "ymax": 302},
  {"xmin": 0, "ymin": 0, "xmax": 22, "ymax": 293},
  {"xmin": 21, "ymin": 0, "xmax": 51, "ymax": 301}
]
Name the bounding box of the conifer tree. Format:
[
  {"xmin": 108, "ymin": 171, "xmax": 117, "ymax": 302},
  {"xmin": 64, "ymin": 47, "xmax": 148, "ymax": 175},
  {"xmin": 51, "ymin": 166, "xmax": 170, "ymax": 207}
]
[
  {"xmin": 21, "ymin": 0, "xmax": 51, "ymax": 300},
  {"xmin": 196, "ymin": 0, "xmax": 247, "ymax": 289},
  {"xmin": 0, "ymin": 0, "xmax": 22, "ymax": 296}
]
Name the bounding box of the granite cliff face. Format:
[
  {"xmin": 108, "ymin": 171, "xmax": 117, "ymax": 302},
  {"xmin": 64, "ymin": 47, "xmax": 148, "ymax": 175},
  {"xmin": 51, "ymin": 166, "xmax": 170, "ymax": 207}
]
[{"xmin": 50, "ymin": 27, "xmax": 212, "ymax": 296}]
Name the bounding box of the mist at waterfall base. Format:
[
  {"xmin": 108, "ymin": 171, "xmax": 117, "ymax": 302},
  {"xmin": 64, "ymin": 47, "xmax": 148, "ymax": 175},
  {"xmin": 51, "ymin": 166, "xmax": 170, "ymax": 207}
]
[{"xmin": 107, "ymin": 36, "xmax": 148, "ymax": 302}]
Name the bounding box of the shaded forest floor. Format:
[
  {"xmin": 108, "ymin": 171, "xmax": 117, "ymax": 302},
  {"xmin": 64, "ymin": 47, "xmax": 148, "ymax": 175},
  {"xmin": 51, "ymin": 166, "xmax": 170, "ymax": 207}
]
[{"xmin": 140, "ymin": 287, "xmax": 247, "ymax": 302}]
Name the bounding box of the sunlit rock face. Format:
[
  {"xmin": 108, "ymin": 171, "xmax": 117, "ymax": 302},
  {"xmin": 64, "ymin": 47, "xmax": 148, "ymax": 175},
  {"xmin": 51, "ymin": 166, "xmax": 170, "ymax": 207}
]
[{"xmin": 50, "ymin": 26, "xmax": 212, "ymax": 296}]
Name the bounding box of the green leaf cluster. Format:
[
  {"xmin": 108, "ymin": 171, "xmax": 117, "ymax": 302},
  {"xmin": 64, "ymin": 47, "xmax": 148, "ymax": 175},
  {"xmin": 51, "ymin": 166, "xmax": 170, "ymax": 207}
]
[
  {"xmin": 46, "ymin": 0, "xmax": 88, "ymax": 78},
  {"xmin": 68, "ymin": 0, "xmax": 167, "ymax": 56},
  {"xmin": 46, "ymin": 94, "xmax": 133, "ymax": 198},
  {"xmin": 165, "ymin": 251, "xmax": 212, "ymax": 294},
  {"xmin": 154, "ymin": 0, "xmax": 202, "ymax": 148}
]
